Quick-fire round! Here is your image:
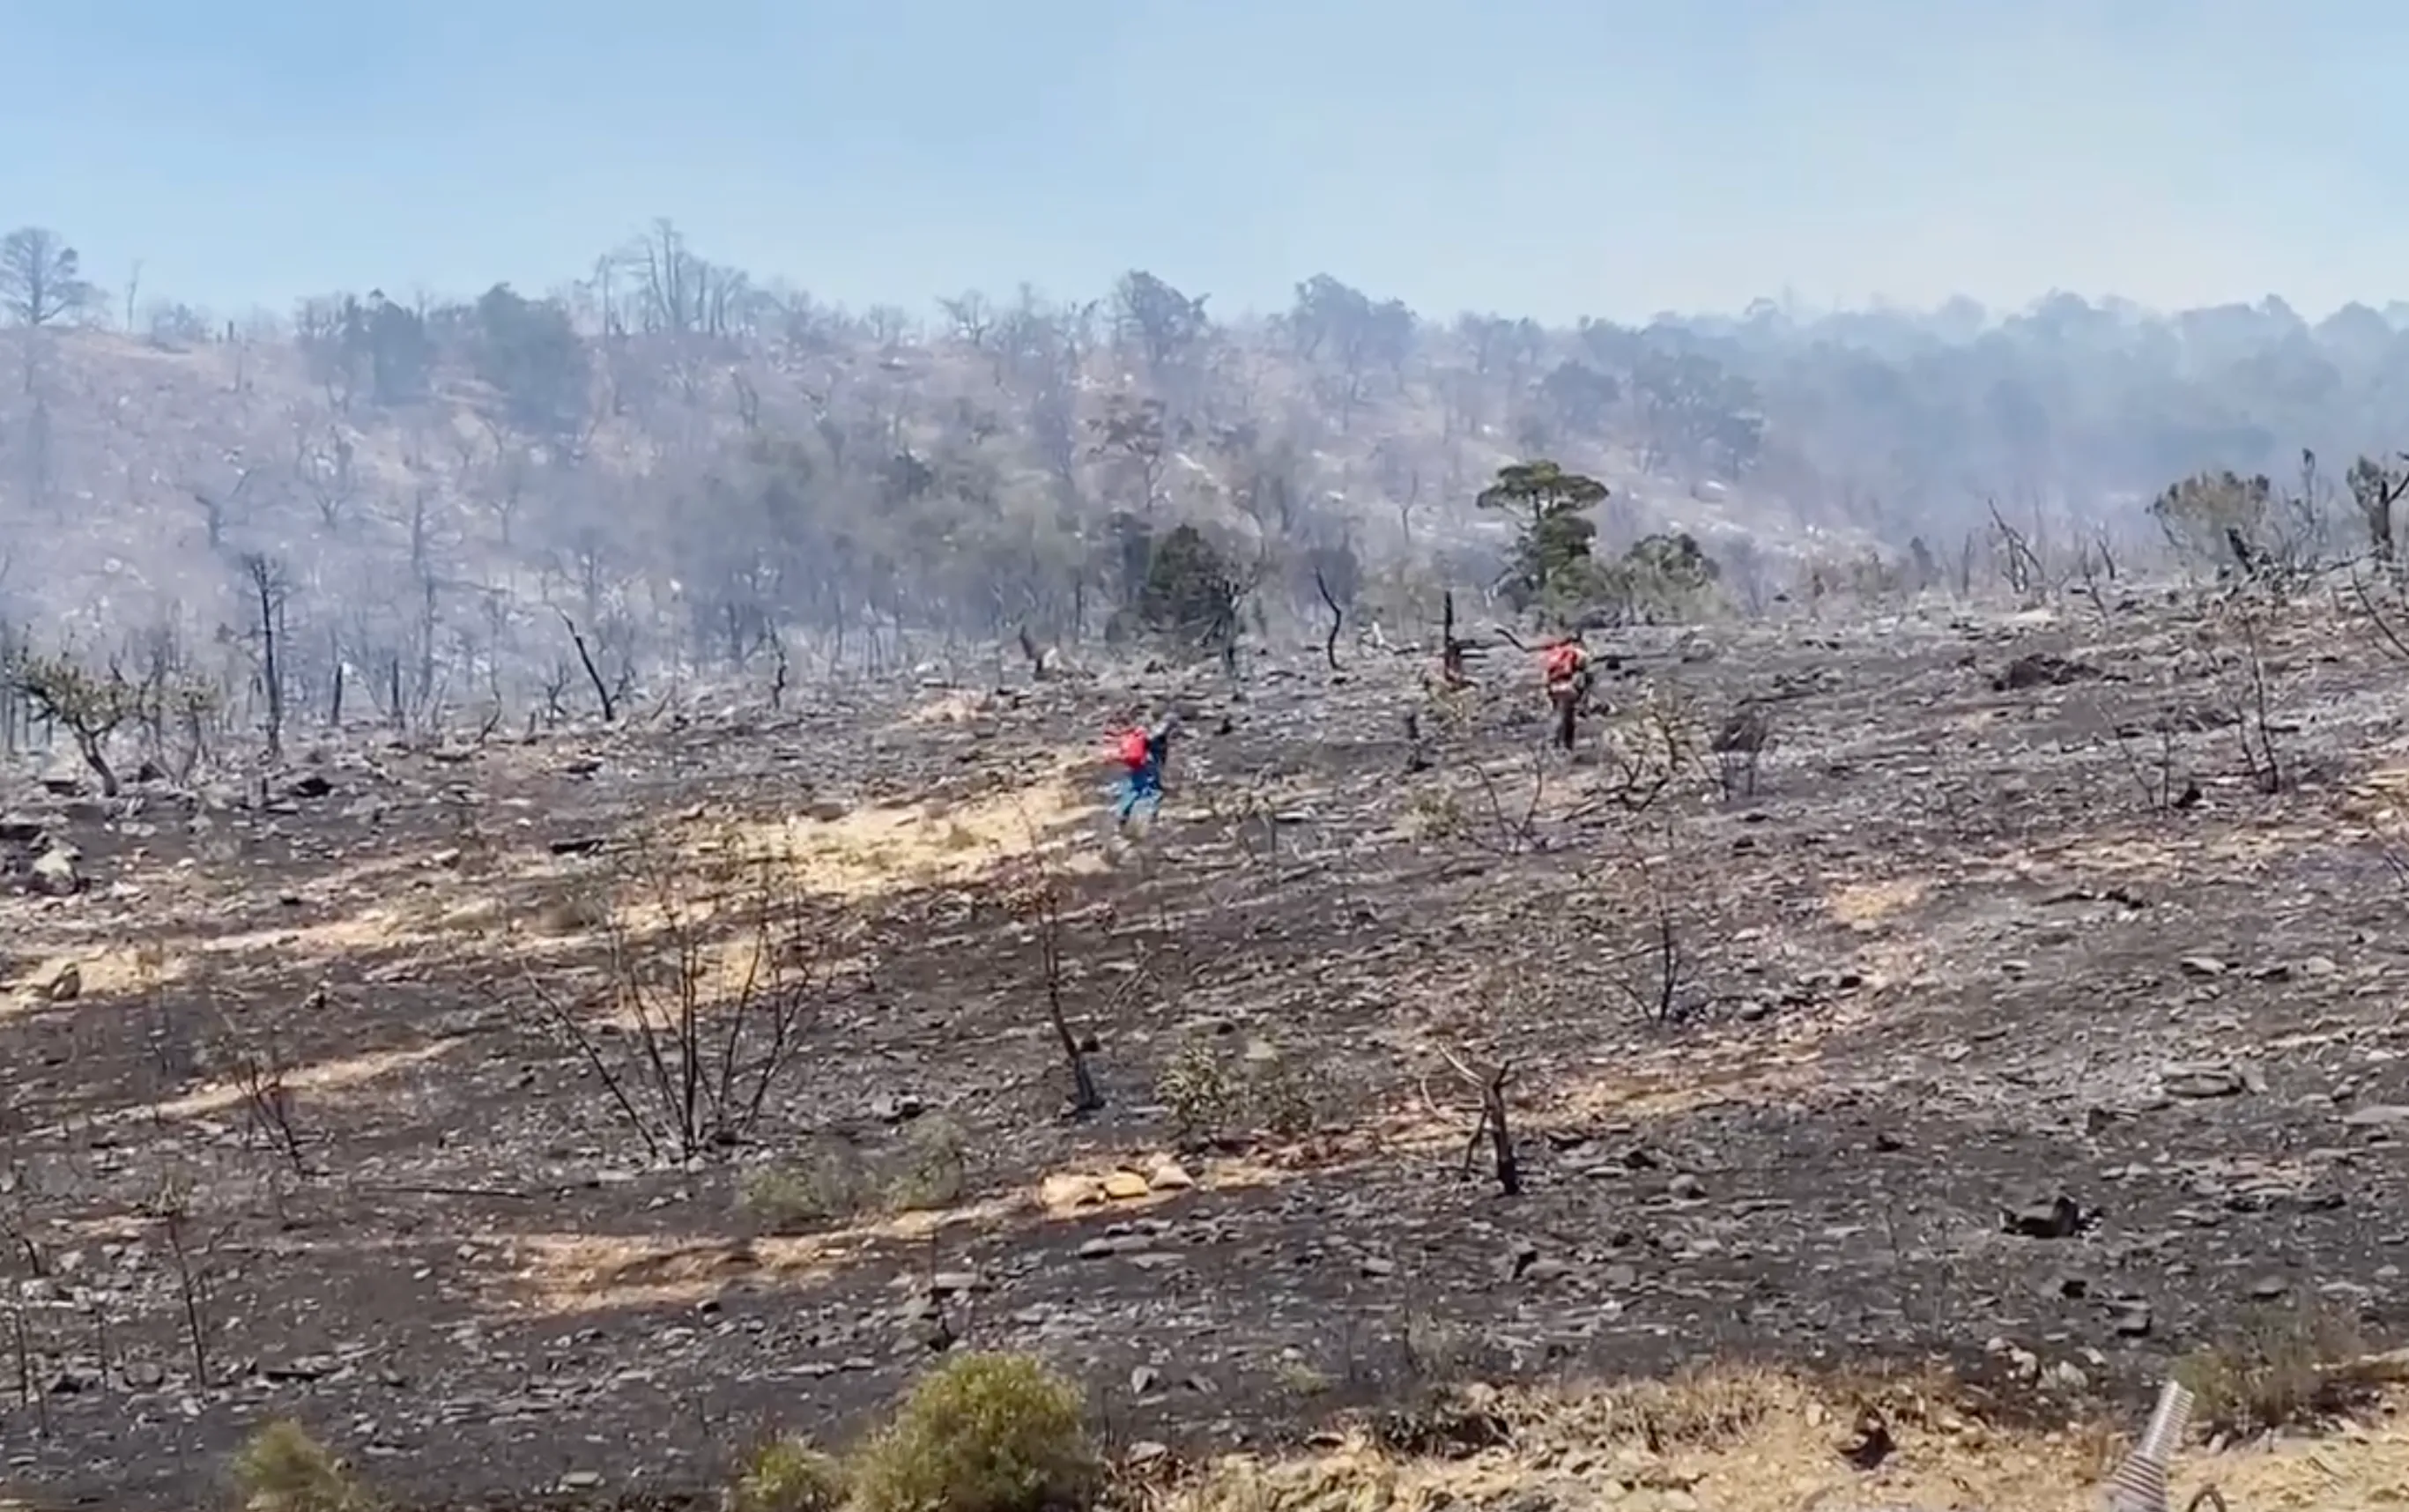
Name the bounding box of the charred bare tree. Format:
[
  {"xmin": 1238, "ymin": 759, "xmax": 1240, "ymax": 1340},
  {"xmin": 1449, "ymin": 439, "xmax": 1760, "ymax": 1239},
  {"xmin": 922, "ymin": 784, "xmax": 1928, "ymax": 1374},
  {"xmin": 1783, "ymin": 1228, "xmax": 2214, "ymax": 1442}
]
[
  {"xmin": 512, "ymin": 838, "xmax": 819, "ymax": 1162},
  {"xmin": 1440, "ymin": 589, "xmax": 1469, "ymax": 687},
  {"xmin": 237, "ymin": 552, "xmax": 291, "ymax": 760},
  {"xmin": 559, "ymin": 610, "xmax": 619, "ymax": 723},
  {"xmin": 1314, "ymin": 564, "xmax": 1345, "ymax": 671}
]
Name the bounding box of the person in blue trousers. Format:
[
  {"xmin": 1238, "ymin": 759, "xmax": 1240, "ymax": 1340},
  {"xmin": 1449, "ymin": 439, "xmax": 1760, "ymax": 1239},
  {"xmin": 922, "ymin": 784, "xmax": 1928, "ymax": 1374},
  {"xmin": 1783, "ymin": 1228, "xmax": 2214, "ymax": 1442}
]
[{"xmin": 1113, "ymin": 716, "xmax": 1175, "ymax": 825}]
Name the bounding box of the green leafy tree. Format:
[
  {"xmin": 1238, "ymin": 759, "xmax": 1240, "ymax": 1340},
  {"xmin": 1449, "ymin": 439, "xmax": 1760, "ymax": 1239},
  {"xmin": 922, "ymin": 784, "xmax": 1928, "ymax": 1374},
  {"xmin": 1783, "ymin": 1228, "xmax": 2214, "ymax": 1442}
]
[
  {"xmin": 2149, "ymin": 469, "xmax": 2275, "ymax": 569},
  {"xmin": 1136, "ymin": 523, "xmax": 1240, "ymax": 643},
  {"xmin": 1604, "ymin": 531, "xmax": 1723, "ymax": 623},
  {"xmin": 10, "ymin": 650, "xmax": 139, "ymax": 796},
  {"xmin": 471, "ymin": 284, "xmax": 590, "ymax": 439},
  {"xmin": 1478, "ymin": 459, "xmax": 1609, "ymax": 610}
]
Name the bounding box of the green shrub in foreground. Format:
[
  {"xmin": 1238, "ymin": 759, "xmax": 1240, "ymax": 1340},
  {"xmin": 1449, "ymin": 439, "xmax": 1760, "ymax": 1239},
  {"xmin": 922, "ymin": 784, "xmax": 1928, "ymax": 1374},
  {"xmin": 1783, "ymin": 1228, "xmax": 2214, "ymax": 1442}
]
[
  {"xmin": 851, "ymin": 1352, "xmax": 1100, "ymax": 1512},
  {"xmin": 725, "ymin": 1436, "xmax": 850, "ymax": 1512}
]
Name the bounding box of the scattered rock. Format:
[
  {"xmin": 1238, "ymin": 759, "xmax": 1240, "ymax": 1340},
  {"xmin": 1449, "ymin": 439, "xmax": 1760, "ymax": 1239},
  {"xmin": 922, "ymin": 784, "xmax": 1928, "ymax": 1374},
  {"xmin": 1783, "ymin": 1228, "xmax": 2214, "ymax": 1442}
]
[
  {"xmin": 2341, "ymin": 1105, "xmax": 2409, "ymax": 1128},
  {"xmin": 1145, "ymin": 1158, "xmax": 1195, "ymax": 1191},
  {"xmin": 21, "ymin": 959, "xmax": 80, "ymax": 1003},
  {"xmin": 27, "ymin": 845, "xmax": 84, "ymax": 896},
  {"xmin": 264, "ymin": 1354, "xmax": 337, "ymax": 1382},
  {"xmin": 2003, "ymin": 1192, "xmax": 2084, "ymax": 1240},
  {"xmin": 2162, "ymin": 1062, "xmax": 2245, "ymax": 1099},
  {"xmin": 1101, "ymin": 1169, "xmax": 1151, "ymax": 1201},
  {"xmin": 1994, "ymin": 652, "xmax": 2103, "ymax": 691},
  {"xmin": 2177, "ymin": 956, "xmax": 2228, "ymax": 978},
  {"xmin": 1041, "ymin": 1172, "xmax": 1101, "ymax": 1209}
]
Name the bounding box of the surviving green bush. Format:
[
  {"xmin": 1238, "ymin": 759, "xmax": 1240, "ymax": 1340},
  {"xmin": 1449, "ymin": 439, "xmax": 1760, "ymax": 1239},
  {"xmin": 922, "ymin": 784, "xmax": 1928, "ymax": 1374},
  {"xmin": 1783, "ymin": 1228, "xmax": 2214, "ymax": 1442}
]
[
  {"xmin": 851, "ymin": 1352, "xmax": 1100, "ymax": 1512},
  {"xmin": 725, "ymin": 1436, "xmax": 850, "ymax": 1512},
  {"xmin": 229, "ymin": 1419, "xmax": 376, "ymax": 1512},
  {"xmin": 1157, "ymin": 1035, "xmax": 1330, "ymax": 1145},
  {"xmin": 739, "ymin": 1146, "xmax": 872, "ymax": 1233}
]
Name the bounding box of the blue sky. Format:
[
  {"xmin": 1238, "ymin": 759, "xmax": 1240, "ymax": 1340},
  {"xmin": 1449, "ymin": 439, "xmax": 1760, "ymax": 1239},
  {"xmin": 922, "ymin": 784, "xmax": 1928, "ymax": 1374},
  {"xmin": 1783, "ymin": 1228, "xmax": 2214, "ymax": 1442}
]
[{"xmin": 5, "ymin": 0, "xmax": 2404, "ymax": 324}]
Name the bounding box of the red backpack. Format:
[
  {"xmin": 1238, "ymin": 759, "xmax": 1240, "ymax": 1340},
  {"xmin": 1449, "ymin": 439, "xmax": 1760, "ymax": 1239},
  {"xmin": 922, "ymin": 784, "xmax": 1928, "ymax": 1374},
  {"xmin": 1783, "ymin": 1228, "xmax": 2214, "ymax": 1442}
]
[{"xmin": 1116, "ymin": 730, "xmax": 1152, "ymax": 768}]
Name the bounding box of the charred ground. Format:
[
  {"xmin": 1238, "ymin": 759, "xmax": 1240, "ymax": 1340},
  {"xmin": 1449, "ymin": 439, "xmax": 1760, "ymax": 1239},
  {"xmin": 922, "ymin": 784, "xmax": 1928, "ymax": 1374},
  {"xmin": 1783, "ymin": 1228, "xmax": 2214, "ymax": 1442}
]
[{"xmin": 4, "ymin": 584, "xmax": 2408, "ymax": 1508}]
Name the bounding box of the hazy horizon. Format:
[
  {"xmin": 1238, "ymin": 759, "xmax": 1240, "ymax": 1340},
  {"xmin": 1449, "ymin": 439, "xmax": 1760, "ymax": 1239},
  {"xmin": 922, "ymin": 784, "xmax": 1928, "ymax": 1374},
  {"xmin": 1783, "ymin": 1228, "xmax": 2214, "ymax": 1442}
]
[{"xmin": 6, "ymin": 0, "xmax": 2406, "ymax": 324}]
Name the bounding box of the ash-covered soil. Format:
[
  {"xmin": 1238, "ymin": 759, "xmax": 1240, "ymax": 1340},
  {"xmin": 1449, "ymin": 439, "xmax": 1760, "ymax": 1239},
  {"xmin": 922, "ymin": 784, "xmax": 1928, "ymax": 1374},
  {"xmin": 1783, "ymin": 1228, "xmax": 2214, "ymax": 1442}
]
[{"xmin": 4, "ymin": 589, "xmax": 2407, "ymax": 1508}]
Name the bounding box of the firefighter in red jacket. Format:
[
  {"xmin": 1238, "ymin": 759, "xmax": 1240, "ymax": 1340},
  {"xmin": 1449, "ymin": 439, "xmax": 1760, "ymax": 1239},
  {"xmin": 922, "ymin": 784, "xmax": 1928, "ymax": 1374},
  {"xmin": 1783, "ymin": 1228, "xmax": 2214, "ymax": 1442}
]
[
  {"xmin": 1112, "ymin": 715, "xmax": 1176, "ymax": 824},
  {"xmin": 1542, "ymin": 634, "xmax": 1591, "ymax": 752}
]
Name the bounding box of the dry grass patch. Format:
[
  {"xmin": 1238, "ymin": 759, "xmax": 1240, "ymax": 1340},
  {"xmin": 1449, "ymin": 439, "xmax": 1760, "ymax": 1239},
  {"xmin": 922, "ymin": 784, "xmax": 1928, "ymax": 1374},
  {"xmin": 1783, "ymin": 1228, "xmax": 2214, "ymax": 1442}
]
[
  {"xmin": 503, "ymin": 1233, "xmax": 843, "ymax": 1314},
  {"xmin": 2175, "ymin": 1302, "xmax": 2407, "ymax": 1437},
  {"xmin": 1825, "ymin": 876, "xmax": 1928, "ymax": 929},
  {"xmin": 1538, "ymin": 1044, "xmax": 1829, "ymax": 1123},
  {"xmin": 93, "ymin": 1040, "xmax": 458, "ymax": 1130},
  {"xmin": 1156, "ymin": 1367, "xmax": 2409, "ymax": 1512},
  {"xmin": 693, "ymin": 767, "xmax": 1100, "ymax": 902}
]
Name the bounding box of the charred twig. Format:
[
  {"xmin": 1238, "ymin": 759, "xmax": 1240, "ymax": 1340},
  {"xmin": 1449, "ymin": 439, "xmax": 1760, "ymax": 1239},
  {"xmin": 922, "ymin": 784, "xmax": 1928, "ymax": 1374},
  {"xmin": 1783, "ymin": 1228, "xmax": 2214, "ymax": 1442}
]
[
  {"xmin": 1030, "ymin": 878, "xmax": 1104, "ymax": 1115},
  {"xmin": 1605, "ymin": 850, "xmax": 1688, "ymax": 1026},
  {"xmin": 1437, "ymin": 1047, "xmax": 1520, "ymax": 1196},
  {"xmin": 143, "ymin": 1174, "xmax": 231, "ymax": 1390},
  {"xmin": 2347, "ymin": 567, "xmax": 2409, "ymax": 663},
  {"xmin": 225, "ymin": 1006, "xmax": 311, "ymax": 1176},
  {"xmin": 1465, "ymin": 747, "xmax": 1545, "ymax": 856}
]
